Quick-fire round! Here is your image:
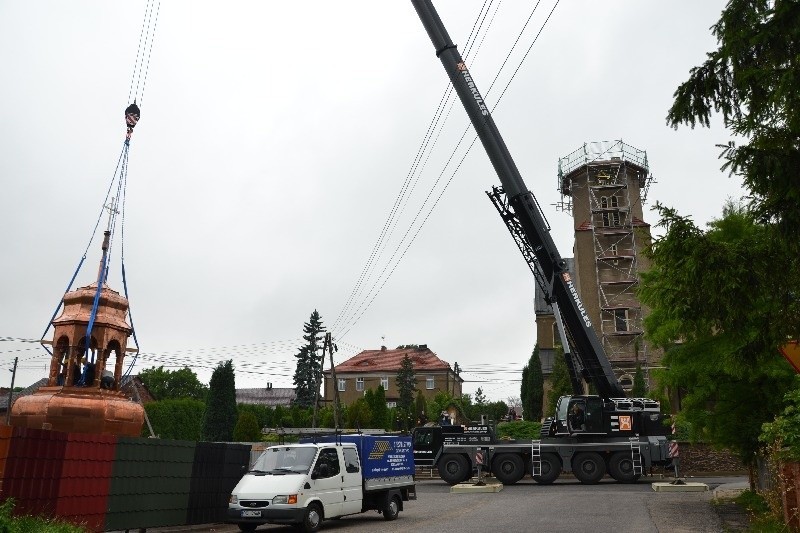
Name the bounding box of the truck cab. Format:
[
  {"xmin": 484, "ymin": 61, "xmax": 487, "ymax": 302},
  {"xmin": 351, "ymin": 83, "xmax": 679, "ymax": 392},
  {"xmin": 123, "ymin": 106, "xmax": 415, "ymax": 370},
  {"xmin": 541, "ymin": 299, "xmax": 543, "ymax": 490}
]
[
  {"xmin": 228, "ymin": 436, "xmax": 415, "ymax": 532},
  {"xmin": 548, "ymin": 395, "xmax": 672, "ymax": 438}
]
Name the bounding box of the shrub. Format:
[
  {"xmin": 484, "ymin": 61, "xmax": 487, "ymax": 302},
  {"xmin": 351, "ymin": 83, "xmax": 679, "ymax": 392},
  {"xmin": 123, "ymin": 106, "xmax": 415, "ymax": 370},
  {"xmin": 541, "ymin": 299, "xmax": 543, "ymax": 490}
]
[{"xmin": 495, "ymin": 421, "xmax": 542, "ymax": 440}]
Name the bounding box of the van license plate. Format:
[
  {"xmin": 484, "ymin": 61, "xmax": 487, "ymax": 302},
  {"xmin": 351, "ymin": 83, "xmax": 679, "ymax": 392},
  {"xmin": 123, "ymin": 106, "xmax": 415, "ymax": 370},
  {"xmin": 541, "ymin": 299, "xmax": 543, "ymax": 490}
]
[{"xmin": 242, "ymin": 510, "xmax": 261, "ymax": 517}]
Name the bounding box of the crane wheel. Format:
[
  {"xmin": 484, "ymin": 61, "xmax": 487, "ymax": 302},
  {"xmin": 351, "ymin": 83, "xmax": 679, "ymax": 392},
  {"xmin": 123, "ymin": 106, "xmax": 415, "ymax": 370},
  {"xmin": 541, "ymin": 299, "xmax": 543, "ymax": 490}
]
[
  {"xmin": 608, "ymin": 452, "xmax": 641, "ymax": 483},
  {"xmin": 438, "ymin": 454, "xmax": 469, "ymax": 485},
  {"xmin": 532, "ymin": 452, "xmax": 561, "ymax": 484},
  {"xmin": 572, "ymin": 452, "xmax": 606, "ymax": 484},
  {"xmin": 492, "ymin": 453, "xmax": 525, "ymax": 485}
]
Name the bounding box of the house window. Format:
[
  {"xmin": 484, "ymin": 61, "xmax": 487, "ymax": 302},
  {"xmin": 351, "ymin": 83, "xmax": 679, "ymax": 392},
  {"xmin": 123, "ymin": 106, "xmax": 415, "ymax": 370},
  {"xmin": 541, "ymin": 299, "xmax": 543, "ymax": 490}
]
[
  {"xmin": 386, "ymin": 401, "xmax": 397, "ymax": 408},
  {"xmin": 426, "ymin": 376, "xmax": 434, "ymax": 390},
  {"xmin": 614, "ymin": 309, "xmax": 628, "ymax": 332},
  {"xmin": 338, "ymin": 378, "xmax": 346, "ymax": 392},
  {"xmin": 380, "ymin": 376, "xmax": 389, "ymax": 391},
  {"xmin": 356, "ymin": 377, "xmax": 364, "ymax": 392}
]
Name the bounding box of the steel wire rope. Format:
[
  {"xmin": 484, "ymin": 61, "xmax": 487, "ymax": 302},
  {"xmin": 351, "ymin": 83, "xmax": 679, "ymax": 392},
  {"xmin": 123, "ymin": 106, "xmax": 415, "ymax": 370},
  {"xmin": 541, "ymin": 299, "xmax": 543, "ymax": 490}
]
[
  {"xmin": 128, "ymin": 0, "xmax": 161, "ymax": 106},
  {"xmin": 330, "ymin": 2, "xmax": 494, "ymax": 335},
  {"xmin": 336, "ymin": 2, "xmax": 560, "ymax": 339},
  {"xmin": 332, "ymin": 3, "xmax": 530, "ymax": 338},
  {"xmin": 331, "ymin": 0, "xmax": 502, "ymax": 331}
]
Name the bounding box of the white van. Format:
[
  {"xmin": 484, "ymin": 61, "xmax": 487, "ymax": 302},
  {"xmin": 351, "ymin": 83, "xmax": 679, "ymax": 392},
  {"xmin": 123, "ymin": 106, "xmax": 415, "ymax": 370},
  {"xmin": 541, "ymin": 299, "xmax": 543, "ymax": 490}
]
[{"xmin": 228, "ymin": 435, "xmax": 416, "ymax": 532}]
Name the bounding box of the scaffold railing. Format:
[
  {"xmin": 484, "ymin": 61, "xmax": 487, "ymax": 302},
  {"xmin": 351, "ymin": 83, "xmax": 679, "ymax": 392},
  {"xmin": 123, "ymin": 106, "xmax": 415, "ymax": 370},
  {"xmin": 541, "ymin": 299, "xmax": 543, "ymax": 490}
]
[{"xmin": 557, "ymin": 140, "xmax": 649, "ymax": 179}]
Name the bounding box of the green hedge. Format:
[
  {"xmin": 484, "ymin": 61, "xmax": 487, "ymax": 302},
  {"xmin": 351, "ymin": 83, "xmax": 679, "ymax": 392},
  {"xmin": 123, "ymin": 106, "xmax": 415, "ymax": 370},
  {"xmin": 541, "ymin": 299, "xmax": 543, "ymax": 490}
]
[
  {"xmin": 143, "ymin": 398, "xmax": 206, "ymax": 440},
  {"xmin": 495, "ymin": 421, "xmax": 542, "ymax": 440}
]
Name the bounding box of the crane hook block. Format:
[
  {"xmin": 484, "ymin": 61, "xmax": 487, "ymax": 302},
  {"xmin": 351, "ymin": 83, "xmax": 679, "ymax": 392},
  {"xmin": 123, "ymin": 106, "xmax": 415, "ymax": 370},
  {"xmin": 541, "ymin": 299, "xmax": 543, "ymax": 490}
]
[{"xmin": 125, "ymin": 103, "xmax": 140, "ymax": 140}]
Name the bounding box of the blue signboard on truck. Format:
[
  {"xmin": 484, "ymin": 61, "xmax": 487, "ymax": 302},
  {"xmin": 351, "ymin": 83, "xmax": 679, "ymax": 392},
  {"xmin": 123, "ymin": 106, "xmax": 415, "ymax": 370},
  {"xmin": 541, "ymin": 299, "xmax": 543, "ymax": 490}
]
[{"xmin": 300, "ymin": 434, "xmax": 414, "ymax": 479}]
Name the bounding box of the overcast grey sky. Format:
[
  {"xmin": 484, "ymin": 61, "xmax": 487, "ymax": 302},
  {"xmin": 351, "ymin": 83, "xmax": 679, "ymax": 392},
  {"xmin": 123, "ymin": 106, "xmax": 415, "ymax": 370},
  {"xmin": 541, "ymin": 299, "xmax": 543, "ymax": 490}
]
[{"xmin": 0, "ymin": 1, "xmax": 741, "ymax": 402}]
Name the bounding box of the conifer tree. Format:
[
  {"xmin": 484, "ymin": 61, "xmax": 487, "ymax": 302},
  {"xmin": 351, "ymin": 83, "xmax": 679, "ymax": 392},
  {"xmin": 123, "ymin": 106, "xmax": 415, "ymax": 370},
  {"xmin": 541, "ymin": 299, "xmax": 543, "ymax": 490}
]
[
  {"xmin": 395, "ymin": 354, "xmax": 417, "ymax": 413},
  {"xmin": 631, "ymin": 363, "xmax": 647, "ymax": 398},
  {"xmin": 521, "ymin": 343, "xmax": 544, "ymax": 421},
  {"xmin": 547, "ymin": 346, "xmax": 573, "ymax": 416},
  {"xmin": 202, "ymin": 360, "xmax": 237, "ymax": 441},
  {"xmin": 292, "ymin": 310, "xmax": 325, "ymax": 408},
  {"xmin": 371, "ymin": 386, "xmax": 389, "ymax": 429}
]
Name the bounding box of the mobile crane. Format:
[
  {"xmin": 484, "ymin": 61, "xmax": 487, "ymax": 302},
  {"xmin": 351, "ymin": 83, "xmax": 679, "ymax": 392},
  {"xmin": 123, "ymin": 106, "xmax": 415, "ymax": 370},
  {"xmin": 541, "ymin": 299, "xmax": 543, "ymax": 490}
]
[{"xmin": 409, "ymin": 0, "xmax": 672, "ymax": 484}]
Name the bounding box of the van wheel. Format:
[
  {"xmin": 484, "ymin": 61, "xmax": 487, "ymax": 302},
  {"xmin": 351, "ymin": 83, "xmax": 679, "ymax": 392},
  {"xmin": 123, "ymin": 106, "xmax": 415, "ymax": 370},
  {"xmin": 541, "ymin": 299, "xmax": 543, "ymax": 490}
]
[
  {"xmin": 299, "ymin": 502, "xmax": 323, "ymax": 532},
  {"xmin": 532, "ymin": 453, "xmax": 561, "ymax": 485},
  {"xmin": 383, "ymin": 494, "xmax": 401, "ymax": 520},
  {"xmin": 608, "ymin": 452, "xmax": 641, "ymax": 483},
  {"xmin": 438, "ymin": 454, "xmax": 469, "ymax": 485},
  {"xmin": 492, "ymin": 453, "xmax": 525, "ymax": 485},
  {"xmin": 572, "ymin": 452, "xmax": 606, "ymax": 484}
]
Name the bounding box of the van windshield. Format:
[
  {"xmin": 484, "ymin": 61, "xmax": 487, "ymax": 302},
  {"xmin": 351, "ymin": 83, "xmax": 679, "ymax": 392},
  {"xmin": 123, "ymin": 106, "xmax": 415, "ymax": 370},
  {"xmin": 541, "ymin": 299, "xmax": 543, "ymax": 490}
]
[{"xmin": 251, "ymin": 446, "xmax": 317, "ymax": 474}]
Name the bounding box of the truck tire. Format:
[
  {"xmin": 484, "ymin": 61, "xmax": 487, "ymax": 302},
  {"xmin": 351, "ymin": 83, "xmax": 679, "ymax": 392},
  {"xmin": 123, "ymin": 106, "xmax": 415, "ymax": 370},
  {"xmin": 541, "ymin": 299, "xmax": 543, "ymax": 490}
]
[
  {"xmin": 532, "ymin": 452, "xmax": 561, "ymax": 485},
  {"xmin": 572, "ymin": 452, "xmax": 606, "ymax": 484},
  {"xmin": 492, "ymin": 453, "xmax": 525, "ymax": 485},
  {"xmin": 383, "ymin": 494, "xmax": 401, "ymax": 521},
  {"xmin": 608, "ymin": 452, "xmax": 641, "ymax": 483},
  {"xmin": 438, "ymin": 453, "xmax": 469, "ymax": 485},
  {"xmin": 299, "ymin": 502, "xmax": 323, "ymax": 533}
]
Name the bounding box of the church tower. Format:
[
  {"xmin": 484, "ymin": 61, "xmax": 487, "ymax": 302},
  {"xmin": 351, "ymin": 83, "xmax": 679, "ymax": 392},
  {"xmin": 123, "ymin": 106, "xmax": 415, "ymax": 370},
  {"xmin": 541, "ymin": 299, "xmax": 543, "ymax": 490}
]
[{"xmin": 549, "ymin": 140, "xmax": 661, "ymax": 389}]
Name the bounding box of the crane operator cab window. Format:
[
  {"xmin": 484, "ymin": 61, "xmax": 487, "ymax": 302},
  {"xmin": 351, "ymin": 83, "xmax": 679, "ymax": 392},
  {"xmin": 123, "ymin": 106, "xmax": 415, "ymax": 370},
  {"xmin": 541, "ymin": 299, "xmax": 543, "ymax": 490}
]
[
  {"xmin": 568, "ymin": 397, "xmax": 603, "ymax": 433},
  {"xmin": 568, "ymin": 399, "xmax": 587, "ymax": 432}
]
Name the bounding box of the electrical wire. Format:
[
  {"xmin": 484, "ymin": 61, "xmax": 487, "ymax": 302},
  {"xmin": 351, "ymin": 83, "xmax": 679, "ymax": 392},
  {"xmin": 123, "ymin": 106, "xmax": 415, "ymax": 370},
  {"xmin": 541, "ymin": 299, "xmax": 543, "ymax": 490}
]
[{"xmin": 332, "ymin": 1, "xmax": 560, "ymax": 342}]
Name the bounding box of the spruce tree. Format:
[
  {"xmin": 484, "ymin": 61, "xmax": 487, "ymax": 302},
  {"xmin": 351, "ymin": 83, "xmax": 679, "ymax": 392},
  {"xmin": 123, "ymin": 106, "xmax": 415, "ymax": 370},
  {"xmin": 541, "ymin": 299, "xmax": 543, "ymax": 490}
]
[
  {"xmin": 395, "ymin": 354, "xmax": 417, "ymax": 413},
  {"xmin": 292, "ymin": 310, "xmax": 325, "ymax": 408},
  {"xmin": 202, "ymin": 360, "xmax": 237, "ymax": 441}
]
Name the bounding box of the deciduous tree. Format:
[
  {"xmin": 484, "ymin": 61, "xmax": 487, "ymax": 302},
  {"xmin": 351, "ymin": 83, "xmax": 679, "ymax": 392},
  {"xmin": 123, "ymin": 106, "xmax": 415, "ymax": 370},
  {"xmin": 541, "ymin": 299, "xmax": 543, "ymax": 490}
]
[
  {"xmin": 138, "ymin": 366, "xmax": 208, "ymax": 401},
  {"xmin": 640, "ymin": 204, "xmax": 796, "ymax": 462}
]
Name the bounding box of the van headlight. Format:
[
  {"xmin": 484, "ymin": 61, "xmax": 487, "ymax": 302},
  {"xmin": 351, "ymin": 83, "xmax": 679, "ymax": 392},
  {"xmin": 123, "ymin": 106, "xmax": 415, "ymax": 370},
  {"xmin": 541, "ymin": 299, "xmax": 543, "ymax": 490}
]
[
  {"xmin": 272, "ymin": 494, "xmax": 297, "ymax": 505},
  {"xmin": 229, "ymin": 495, "xmax": 238, "ymax": 504}
]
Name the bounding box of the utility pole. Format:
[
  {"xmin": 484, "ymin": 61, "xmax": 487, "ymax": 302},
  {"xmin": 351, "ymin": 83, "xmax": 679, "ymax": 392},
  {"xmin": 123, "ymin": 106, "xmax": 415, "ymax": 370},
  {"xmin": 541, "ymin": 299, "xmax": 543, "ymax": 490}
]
[
  {"xmin": 6, "ymin": 357, "xmax": 18, "ymax": 425},
  {"xmin": 311, "ymin": 335, "xmax": 327, "ymax": 428},
  {"xmin": 326, "ymin": 333, "xmax": 341, "ymax": 430}
]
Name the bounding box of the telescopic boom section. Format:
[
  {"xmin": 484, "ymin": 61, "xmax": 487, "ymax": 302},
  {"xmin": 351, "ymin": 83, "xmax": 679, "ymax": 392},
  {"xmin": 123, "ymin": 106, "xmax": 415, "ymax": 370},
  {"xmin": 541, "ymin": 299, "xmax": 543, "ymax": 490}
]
[{"xmin": 410, "ymin": 0, "xmax": 625, "ymax": 399}]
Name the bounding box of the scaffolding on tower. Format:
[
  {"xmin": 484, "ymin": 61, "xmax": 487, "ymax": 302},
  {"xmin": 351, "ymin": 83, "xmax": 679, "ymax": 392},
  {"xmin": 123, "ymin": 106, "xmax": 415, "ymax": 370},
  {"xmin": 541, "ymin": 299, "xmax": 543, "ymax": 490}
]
[{"xmin": 555, "ymin": 140, "xmax": 657, "ymax": 389}]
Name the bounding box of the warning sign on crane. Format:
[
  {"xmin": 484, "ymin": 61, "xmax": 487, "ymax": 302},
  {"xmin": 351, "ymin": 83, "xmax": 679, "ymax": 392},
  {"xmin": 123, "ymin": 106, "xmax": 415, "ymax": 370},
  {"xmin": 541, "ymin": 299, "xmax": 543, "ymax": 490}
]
[{"xmin": 780, "ymin": 341, "xmax": 800, "ymax": 373}]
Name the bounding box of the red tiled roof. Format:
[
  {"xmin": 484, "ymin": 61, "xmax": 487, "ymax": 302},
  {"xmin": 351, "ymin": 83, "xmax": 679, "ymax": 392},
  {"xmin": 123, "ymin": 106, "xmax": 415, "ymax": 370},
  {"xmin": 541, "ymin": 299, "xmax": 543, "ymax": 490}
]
[
  {"xmin": 334, "ymin": 347, "xmax": 451, "ymax": 373},
  {"xmin": 576, "ymin": 220, "xmax": 592, "ymax": 231}
]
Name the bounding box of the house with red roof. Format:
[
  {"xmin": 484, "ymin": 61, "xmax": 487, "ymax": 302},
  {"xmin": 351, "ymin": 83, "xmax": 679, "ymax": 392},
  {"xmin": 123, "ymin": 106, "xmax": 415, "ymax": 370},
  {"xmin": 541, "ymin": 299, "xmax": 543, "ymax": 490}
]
[{"xmin": 322, "ymin": 344, "xmax": 463, "ymax": 407}]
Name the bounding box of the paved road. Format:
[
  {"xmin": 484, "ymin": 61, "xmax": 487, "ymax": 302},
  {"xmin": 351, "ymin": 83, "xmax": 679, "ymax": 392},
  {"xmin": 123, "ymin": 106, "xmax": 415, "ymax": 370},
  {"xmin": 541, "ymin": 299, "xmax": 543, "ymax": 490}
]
[{"xmin": 150, "ymin": 476, "xmax": 747, "ymax": 533}]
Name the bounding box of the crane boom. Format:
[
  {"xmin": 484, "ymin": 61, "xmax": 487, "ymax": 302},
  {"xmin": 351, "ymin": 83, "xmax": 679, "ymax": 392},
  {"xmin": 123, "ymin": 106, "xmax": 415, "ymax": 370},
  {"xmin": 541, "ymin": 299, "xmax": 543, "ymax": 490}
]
[{"xmin": 411, "ymin": 0, "xmax": 625, "ymax": 399}]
